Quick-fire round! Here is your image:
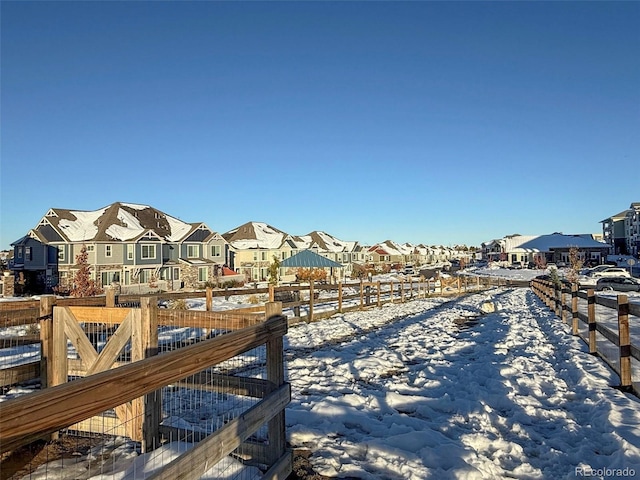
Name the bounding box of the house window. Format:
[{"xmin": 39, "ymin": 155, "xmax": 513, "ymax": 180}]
[
  {"xmin": 253, "ymin": 252, "xmax": 258, "ymax": 261},
  {"xmin": 141, "ymin": 244, "xmax": 156, "ymax": 259},
  {"xmin": 211, "ymin": 245, "xmax": 221, "ymax": 257},
  {"xmin": 105, "ymin": 245, "xmax": 112, "ymax": 258},
  {"xmin": 57, "ymin": 246, "xmax": 65, "ymax": 261},
  {"xmin": 101, "ymin": 271, "xmax": 120, "ymax": 285},
  {"xmin": 86, "ymin": 245, "xmax": 95, "ymax": 252},
  {"xmin": 187, "ymin": 245, "xmax": 199, "ymax": 258},
  {"xmin": 25, "ymin": 247, "xmax": 32, "ymax": 261},
  {"xmin": 140, "ymin": 269, "xmax": 152, "ymax": 283},
  {"xmin": 17, "ymin": 247, "xmax": 23, "ymax": 259},
  {"xmin": 198, "ymin": 267, "xmax": 208, "ymax": 282},
  {"xmin": 261, "ymin": 252, "xmax": 267, "ymax": 261},
  {"xmin": 127, "ymin": 244, "xmax": 134, "ymax": 260}
]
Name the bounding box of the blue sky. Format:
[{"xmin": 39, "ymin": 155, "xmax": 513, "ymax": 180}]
[{"xmin": 1, "ymin": 1, "xmax": 638, "ymax": 250}]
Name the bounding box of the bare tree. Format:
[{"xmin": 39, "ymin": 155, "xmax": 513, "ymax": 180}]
[{"xmin": 70, "ymin": 245, "xmax": 103, "ymax": 297}]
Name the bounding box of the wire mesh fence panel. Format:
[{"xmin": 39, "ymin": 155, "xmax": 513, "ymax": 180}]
[{"xmin": 0, "ymin": 303, "xmax": 41, "ymax": 394}]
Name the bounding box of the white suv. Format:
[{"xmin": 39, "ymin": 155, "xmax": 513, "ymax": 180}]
[{"xmin": 591, "ymin": 267, "xmax": 631, "ymax": 278}]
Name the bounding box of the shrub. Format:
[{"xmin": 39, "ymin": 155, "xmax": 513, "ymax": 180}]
[{"xmin": 169, "ymin": 299, "xmax": 189, "ymax": 310}]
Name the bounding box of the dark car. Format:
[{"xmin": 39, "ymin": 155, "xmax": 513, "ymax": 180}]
[{"xmin": 595, "ymin": 277, "xmax": 640, "ymax": 292}]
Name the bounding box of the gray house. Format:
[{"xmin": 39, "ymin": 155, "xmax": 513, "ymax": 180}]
[
  {"xmin": 9, "ymin": 235, "xmax": 59, "ymax": 294},
  {"xmin": 9, "ymin": 202, "xmax": 230, "ymax": 294}
]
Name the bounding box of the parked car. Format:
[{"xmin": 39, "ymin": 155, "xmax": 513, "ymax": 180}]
[
  {"xmin": 591, "ymin": 267, "xmax": 632, "ymax": 279},
  {"xmin": 546, "ymin": 263, "xmax": 558, "ymax": 270},
  {"xmin": 585, "ymin": 265, "xmax": 613, "ymax": 277},
  {"xmin": 509, "ymin": 262, "xmax": 523, "ymax": 269},
  {"xmin": 596, "ymin": 277, "xmax": 640, "ymax": 292}
]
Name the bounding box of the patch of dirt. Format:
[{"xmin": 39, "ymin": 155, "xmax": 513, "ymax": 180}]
[
  {"xmin": 287, "ymin": 448, "xmax": 331, "ymax": 480},
  {"xmin": 0, "ymin": 436, "xmax": 101, "ymax": 480}
]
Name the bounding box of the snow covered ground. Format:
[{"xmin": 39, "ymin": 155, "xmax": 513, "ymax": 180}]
[
  {"xmin": 3, "ymin": 272, "xmax": 640, "ymax": 479},
  {"xmin": 285, "ymin": 288, "xmax": 640, "ymax": 479}
]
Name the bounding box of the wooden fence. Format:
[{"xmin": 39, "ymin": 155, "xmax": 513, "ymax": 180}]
[
  {"xmin": 0, "ymin": 276, "xmax": 511, "ymax": 391},
  {"xmin": 0, "ymin": 298, "xmax": 291, "ymax": 479},
  {"xmin": 531, "ymin": 278, "xmax": 640, "ymax": 394}
]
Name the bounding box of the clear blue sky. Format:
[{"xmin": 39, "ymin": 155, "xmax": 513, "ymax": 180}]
[{"xmin": 1, "ymin": 1, "xmax": 638, "ymax": 250}]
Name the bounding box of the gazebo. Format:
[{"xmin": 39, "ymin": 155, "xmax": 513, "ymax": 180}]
[{"xmin": 280, "ymin": 249, "xmax": 343, "ymax": 282}]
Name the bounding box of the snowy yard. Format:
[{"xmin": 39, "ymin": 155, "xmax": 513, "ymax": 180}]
[{"xmin": 284, "ymin": 287, "xmax": 640, "ymax": 479}]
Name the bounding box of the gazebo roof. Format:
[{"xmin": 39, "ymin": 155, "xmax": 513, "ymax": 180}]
[{"xmin": 280, "ymin": 249, "xmax": 343, "ymax": 268}]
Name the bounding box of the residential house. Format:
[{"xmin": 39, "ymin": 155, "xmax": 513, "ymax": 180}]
[
  {"xmin": 9, "ymin": 202, "xmax": 230, "ymax": 294},
  {"xmin": 223, "ymin": 222, "xmax": 297, "ymax": 282},
  {"xmin": 482, "ymin": 233, "xmax": 610, "ymax": 266},
  {"xmin": 293, "ymin": 231, "xmax": 359, "ymax": 278},
  {"xmin": 9, "ymin": 235, "xmax": 59, "ymax": 294}
]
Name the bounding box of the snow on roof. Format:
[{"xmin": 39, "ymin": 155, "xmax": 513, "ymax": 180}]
[
  {"xmin": 40, "ymin": 203, "xmax": 195, "ymax": 243},
  {"xmin": 120, "ymin": 203, "xmax": 150, "ymax": 210},
  {"xmin": 294, "ymin": 231, "xmax": 356, "ymax": 253},
  {"xmin": 57, "ymin": 208, "xmax": 107, "ymax": 242},
  {"xmin": 165, "ymin": 216, "xmax": 193, "ymax": 242},
  {"xmin": 512, "ymin": 233, "xmax": 608, "ymax": 252},
  {"xmin": 229, "ymin": 222, "xmax": 287, "ymax": 249},
  {"xmin": 105, "ymin": 208, "xmax": 145, "ymax": 241}
]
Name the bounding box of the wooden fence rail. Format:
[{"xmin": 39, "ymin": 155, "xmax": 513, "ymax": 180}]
[{"xmin": 531, "ymin": 278, "xmax": 640, "ymax": 394}]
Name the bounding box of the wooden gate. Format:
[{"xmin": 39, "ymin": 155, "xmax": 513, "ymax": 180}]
[{"xmin": 45, "ymin": 299, "xmax": 158, "ymax": 442}]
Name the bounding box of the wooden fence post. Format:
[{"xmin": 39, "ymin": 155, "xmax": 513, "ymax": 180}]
[
  {"xmin": 409, "ymin": 277, "xmax": 413, "ymax": 299},
  {"xmin": 390, "ymin": 281, "xmax": 394, "ymax": 304},
  {"xmin": 338, "ymin": 281, "xmax": 343, "ymax": 313},
  {"xmin": 206, "ymin": 286, "xmax": 213, "ymax": 311},
  {"xmin": 268, "ymin": 284, "xmax": 275, "ymax": 302},
  {"xmin": 51, "ymin": 306, "xmax": 68, "ymax": 388},
  {"xmin": 137, "ymin": 297, "xmax": 160, "ymax": 452},
  {"xmin": 560, "ymin": 285, "xmax": 567, "ymax": 323},
  {"xmin": 39, "ymin": 295, "xmax": 57, "ymax": 440},
  {"xmin": 106, "ymin": 287, "xmax": 116, "ymax": 308},
  {"xmin": 587, "ymin": 289, "xmax": 597, "ymax": 354},
  {"xmin": 571, "ymin": 283, "xmax": 579, "ymax": 335},
  {"xmin": 359, "ymin": 280, "xmax": 364, "ymax": 311},
  {"xmin": 617, "ymin": 295, "xmax": 632, "ymax": 389},
  {"xmin": 39, "ymin": 295, "xmax": 56, "ymax": 390},
  {"xmin": 400, "ymin": 281, "xmax": 405, "ymax": 303},
  {"xmin": 377, "ymin": 281, "xmax": 381, "ymax": 307},
  {"xmin": 308, "ymin": 280, "xmax": 314, "ymax": 323},
  {"xmin": 265, "ymin": 302, "xmax": 286, "ymax": 465}
]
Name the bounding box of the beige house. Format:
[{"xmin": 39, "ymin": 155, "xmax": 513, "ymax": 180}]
[{"xmin": 223, "ymin": 222, "xmax": 299, "ymax": 282}]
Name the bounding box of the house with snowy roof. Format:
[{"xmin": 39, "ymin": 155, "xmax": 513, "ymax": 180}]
[
  {"xmin": 222, "ymin": 222, "xmax": 299, "ymax": 282},
  {"xmin": 293, "ymin": 231, "xmax": 360, "ymax": 265},
  {"xmin": 222, "ymin": 223, "xmax": 364, "ymax": 282},
  {"xmin": 481, "ymin": 233, "xmax": 610, "ymax": 266},
  {"xmin": 9, "ymin": 202, "xmax": 230, "ymax": 294}
]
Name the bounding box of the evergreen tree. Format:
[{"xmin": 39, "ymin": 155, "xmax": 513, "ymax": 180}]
[{"xmin": 70, "ymin": 245, "xmax": 103, "ymax": 297}]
